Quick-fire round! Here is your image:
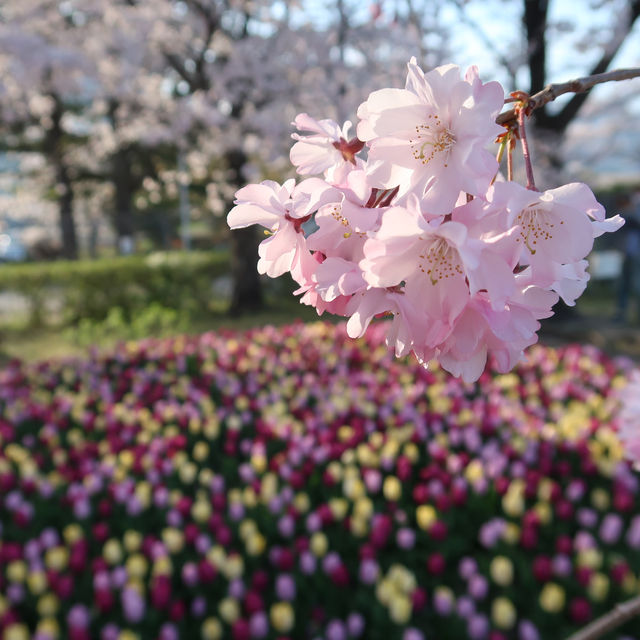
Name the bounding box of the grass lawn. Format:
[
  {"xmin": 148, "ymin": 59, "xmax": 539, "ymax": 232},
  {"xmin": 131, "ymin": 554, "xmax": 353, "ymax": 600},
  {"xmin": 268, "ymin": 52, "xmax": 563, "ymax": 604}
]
[
  {"xmin": 1, "ymin": 275, "xmax": 637, "ymax": 365},
  {"xmin": 0, "ymin": 294, "xmax": 323, "ymax": 363}
]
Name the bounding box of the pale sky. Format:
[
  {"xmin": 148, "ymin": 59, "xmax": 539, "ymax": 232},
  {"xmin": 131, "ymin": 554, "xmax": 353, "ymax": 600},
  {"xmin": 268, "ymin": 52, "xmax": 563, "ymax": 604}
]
[
  {"xmin": 435, "ymin": 0, "xmax": 640, "ymax": 88},
  {"xmin": 292, "ymin": 0, "xmax": 640, "ymax": 101}
]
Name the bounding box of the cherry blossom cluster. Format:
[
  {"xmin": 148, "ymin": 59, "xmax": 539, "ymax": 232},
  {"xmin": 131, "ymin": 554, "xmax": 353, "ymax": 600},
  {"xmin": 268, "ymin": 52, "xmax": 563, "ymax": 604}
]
[{"xmin": 228, "ymin": 59, "xmax": 624, "ymax": 382}]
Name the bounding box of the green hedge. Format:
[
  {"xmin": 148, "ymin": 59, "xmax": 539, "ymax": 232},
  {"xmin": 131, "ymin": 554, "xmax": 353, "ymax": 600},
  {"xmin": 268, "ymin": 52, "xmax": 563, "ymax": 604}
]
[{"xmin": 0, "ymin": 251, "xmax": 229, "ymax": 326}]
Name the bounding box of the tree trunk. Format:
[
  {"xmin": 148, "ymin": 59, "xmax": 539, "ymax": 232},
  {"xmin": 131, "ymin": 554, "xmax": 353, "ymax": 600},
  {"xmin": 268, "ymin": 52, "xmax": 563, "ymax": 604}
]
[
  {"xmin": 46, "ymin": 97, "xmax": 78, "ymax": 259},
  {"xmin": 229, "ymin": 226, "xmax": 264, "ymax": 315},
  {"xmin": 112, "ymin": 148, "xmax": 135, "ymax": 254},
  {"xmin": 225, "ymin": 148, "xmax": 264, "ymax": 315},
  {"xmin": 57, "ymin": 163, "xmax": 78, "ymax": 260}
]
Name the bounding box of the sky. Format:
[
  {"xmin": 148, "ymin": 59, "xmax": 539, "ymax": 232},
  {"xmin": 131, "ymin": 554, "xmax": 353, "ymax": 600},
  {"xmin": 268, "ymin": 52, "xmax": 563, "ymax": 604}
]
[
  {"xmin": 289, "ymin": 0, "xmax": 640, "ymax": 100},
  {"xmin": 289, "ymin": 0, "xmax": 640, "ymax": 183},
  {"xmin": 442, "ymin": 0, "xmax": 640, "ymax": 96}
]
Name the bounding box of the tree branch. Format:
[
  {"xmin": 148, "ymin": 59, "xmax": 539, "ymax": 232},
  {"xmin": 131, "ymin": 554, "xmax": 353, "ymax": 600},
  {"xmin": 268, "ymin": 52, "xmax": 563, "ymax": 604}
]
[
  {"xmin": 545, "ymin": 0, "xmax": 640, "ymax": 131},
  {"xmin": 524, "ymin": 0, "xmax": 549, "ymax": 96},
  {"xmin": 565, "ymin": 594, "xmax": 640, "ymax": 640},
  {"xmin": 164, "ymin": 51, "xmax": 198, "ymax": 90},
  {"xmin": 497, "ymin": 67, "xmax": 640, "ymax": 127}
]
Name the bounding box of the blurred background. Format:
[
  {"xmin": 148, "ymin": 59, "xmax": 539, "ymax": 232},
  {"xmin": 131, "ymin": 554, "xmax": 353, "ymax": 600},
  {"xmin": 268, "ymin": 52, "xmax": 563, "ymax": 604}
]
[{"xmin": 0, "ymin": 0, "xmax": 639, "ymax": 361}]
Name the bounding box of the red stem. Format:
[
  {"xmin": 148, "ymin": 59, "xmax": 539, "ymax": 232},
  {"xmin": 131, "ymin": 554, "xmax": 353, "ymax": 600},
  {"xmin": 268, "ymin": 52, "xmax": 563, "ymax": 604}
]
[{"xmin": 518, "ymin": 107, "xmax": 536, "ymax": 191}]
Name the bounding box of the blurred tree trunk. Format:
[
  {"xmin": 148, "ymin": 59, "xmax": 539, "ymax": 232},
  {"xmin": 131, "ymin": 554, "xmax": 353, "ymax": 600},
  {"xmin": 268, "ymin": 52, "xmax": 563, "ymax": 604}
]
[
  {"xmin": 225, "ymin": 148, "xmax": 264, "ymax": 316},
  {"xmin": 45, "ymin": 96, "xmax": 78, "ymax": 260},
  {"xmin": 108, "ymin": 99, "xmax": 136, "ymax": 254},
  {"xmin": 112, "ymin": 147, "xmax": 135, "ymax": 254},
  {"xmin": 56, "ymin": 162, "xmax": 77, "ymax": 260}
]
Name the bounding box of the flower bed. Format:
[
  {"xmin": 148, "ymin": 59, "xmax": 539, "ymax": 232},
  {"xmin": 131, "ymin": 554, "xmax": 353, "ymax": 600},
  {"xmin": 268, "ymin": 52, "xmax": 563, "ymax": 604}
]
[{"xmin": 0, "ymin": 322, "xmax": 638, "ymax": 640}]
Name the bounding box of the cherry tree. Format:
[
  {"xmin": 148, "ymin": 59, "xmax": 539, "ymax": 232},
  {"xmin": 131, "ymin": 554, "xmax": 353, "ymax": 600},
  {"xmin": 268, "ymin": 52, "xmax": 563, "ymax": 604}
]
[
  {"xmin": 130, "ymin": 0, "xmax": 452, "ymax": 312},
  {"xmin": 0, "ymin": 1, "xmax": 201, "ymax": 256},
  {"xmin": 0, "ymin": 0, "xmax": 452, "ymax": 269},
  {"xmin": 0, "ymin": 0, "xmax": 96, "ymax": 258},
  {"xmin": 69, "ymin": 1, "xmax": 182, "ymax": 253}
]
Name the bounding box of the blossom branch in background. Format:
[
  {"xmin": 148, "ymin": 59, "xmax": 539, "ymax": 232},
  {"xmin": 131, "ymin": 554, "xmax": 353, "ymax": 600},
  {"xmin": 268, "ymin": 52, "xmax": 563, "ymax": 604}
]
[
  {"xmin": 497, "ymin": 67, "xmax": 640, "ymax": 127},
  {"xmin": 565, "ymin": 594, "xmax": 640, "ymax": 640}
]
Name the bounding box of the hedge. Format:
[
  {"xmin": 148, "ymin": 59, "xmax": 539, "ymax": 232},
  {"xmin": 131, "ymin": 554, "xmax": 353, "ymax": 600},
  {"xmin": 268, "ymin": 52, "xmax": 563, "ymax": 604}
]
[{"xmin": 0, "ymin": 251, "xmax": 229, "ymax": 326}]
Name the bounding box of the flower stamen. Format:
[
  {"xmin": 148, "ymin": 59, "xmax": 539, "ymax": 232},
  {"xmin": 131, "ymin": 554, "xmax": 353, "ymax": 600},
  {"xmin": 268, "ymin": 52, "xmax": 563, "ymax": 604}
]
[
  {"xmin": 409, "ymin": 115, "xmax": 456, "ymax": 168},
  {"xmin": 515, "ymin": 206, "xmax": 557, "ymax": 255},
  {"xmin": 418, "ymin": 237, "xmax": 463, "ymax": 285}
]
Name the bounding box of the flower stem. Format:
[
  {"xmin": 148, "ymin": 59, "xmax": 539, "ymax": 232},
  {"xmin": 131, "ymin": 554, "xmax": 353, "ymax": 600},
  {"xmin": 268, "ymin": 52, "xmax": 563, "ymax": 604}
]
[
  {"xmin": 491, "ymin": 138, "xmax": 507, "ymax": 186},
  {"xmin": 517, "ymin": 106, "xmax": 536, "ymax": 191},
  {"xmin": 495, "ymin": 137, "xmax": 507, "ymax": 165},
  {"xmin": 507, "ymin": 133, "xmax": 514, "ymax": 182}
]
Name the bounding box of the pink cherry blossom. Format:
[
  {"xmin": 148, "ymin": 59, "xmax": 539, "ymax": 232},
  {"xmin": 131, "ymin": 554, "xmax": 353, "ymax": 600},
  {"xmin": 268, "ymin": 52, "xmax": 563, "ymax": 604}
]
[
  {"xmin": 307, "ymin": 170, "xmax": 384, "ymax": 260},
  {"xmin": 356, "ymin": 58, "xmax": 504, "ymax": 214},
  {"xmin": 290, "ymin": 113, "xmax": 364, "ymax": 184},
  {"xmin": 345, "ymin": 286, "xmax": 419, "ymax": 358},
  {"xmin": 312, "ymin": 257, "xmax": 366, "ymax": 303},
  {"xmin": 293, "ymin": 170, "xmax": 389, "ymax": 314},
  {"xmin": 488, "ymin": 181, "xmax": 623, "ymax": 290},
  {"xmin": 433, "ymin": 281, "xmax": 558, "ymax": 382},
  {"xmin": 227, "ymin": 178, "xmax": 337, "ymax": 278}
]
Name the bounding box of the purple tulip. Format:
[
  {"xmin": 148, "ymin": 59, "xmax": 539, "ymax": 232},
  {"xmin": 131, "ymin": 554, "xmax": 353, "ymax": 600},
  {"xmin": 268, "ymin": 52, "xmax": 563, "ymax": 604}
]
[
  {"xmin": 468, "ymin": 574, "xmax": 488, "ymax": 601},
  {"xmin": 518, "ymin": 620, "xmax": 540, "ymax": 640},
  {"xmin": 299, "ymin": 551, "xmax": 317, "ymax": 575},
  {"xmin": 458, "ymin": 557, "xmax": 477, "ymax": 580},
  {"xmin": 326, "ymin": 619, "xmax": 347, "ymax": 640},
  {"xmin": 249, "ymin": 612, "xmax": 269, "ymax": 638},
  {"xmin": 276, "ymin": 573, "xmax": 296, "ymax": 600},
  {"xmin": 396, "ymin": 527, "xmax": 416, "ymax": 549},
  {"xmin": 121, "ymin": 587, "xmax": 145, "ymax": 623},
  {"xmin": 600, "ymin": 513, "xmax": 623, "ymax": 544},
  {"xmin": 359, "ymin": 559, "xmax": 379, "ymax": 585},
  {"xmin": 346, "ymin": 612, "xmax": 365, "ymax": 637},
  {"xmin": 67, "ymin": 604, "xmax": 91, "ymax": 629},
  {"xmin": 467, "ymin": 614, "xmax": 489, "ymax": 639}
]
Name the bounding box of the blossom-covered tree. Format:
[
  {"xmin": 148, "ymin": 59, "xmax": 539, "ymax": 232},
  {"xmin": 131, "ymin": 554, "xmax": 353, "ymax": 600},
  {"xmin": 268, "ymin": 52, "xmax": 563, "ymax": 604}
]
[
  {"xmin": 0, "ymin": 0, "xmax": 96, "ymax": 258},
  {"xmin": 143, "ymin": 0, "xmax": 450, "ymax": 313}
]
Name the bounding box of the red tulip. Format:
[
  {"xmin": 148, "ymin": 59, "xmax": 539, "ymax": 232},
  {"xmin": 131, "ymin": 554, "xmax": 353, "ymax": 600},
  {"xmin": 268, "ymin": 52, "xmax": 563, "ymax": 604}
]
[
  {"xmin": 569, "ymin": 597, "xmax": 592, "ymax": 624},
  {"xmin": 426, "ymin": 553, "xmax": 446, "ymax": 575}
]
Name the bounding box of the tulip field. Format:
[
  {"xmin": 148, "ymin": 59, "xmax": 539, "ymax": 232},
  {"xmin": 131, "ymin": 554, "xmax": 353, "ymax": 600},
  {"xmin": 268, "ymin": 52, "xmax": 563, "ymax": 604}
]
[{"xmin": 1, "ymin": 321, "xmax": 639, "ymax": 640}]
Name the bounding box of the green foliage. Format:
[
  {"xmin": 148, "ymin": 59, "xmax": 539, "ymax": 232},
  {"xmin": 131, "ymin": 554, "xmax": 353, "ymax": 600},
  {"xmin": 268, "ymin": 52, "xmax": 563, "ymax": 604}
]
[
  {"xmin": 0, "ymin": 251, "xmax": 228, "ymax": 327},
  {"xmin": 64, "ymin": 303, "xmax": 190, "ymax": 347}
]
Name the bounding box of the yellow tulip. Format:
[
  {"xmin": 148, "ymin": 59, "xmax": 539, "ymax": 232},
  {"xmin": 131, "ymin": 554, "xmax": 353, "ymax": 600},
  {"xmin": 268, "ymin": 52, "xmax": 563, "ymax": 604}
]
[{"xmin": 270, "ymin": 602, "xmax": 295, "ymax": 633}]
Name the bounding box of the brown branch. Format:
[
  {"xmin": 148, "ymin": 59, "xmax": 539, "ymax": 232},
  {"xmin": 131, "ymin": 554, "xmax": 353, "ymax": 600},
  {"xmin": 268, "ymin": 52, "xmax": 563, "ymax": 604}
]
[
  {"xmin": 164, "ymin": 51, "xmax": 198, "ymax": 90},
  {"xmin": 517, "ymin": 104, "xmax": 535, "ymax": 190},
  {"xmin": 565, "ymin": 594, "xmax": 640, "ymax": 640},
  {"xmin": 548, "ymin": 0, "xmax": 640, "ymax": 131},
  {"xmin": 497, "ymin": 67, "xmax": 640, "ymax": 127}
]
